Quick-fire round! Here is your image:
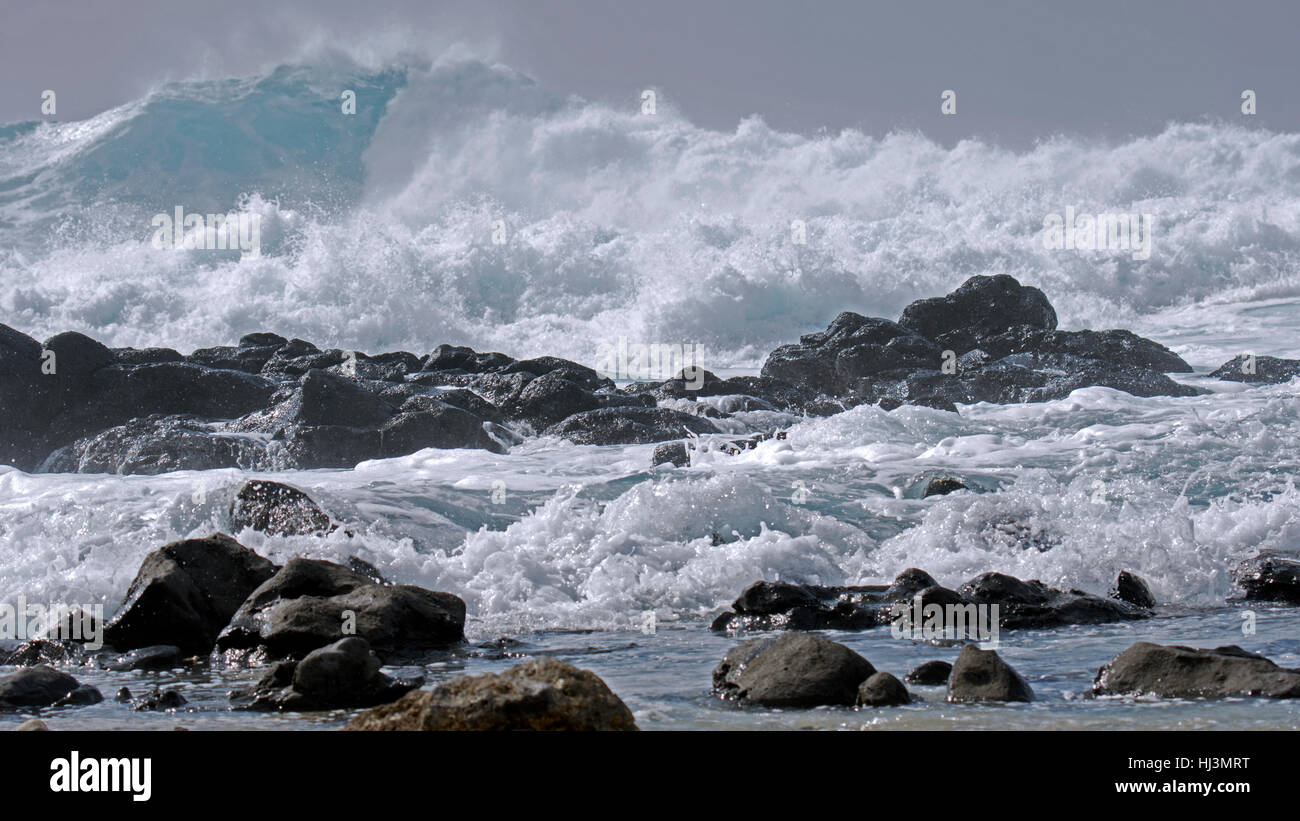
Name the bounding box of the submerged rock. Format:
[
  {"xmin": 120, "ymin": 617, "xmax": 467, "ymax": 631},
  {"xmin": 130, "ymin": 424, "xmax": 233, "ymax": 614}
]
[
  {"xmin": 216, "ymin": 558, "xmax": 465, "ymax": 659},
  {"xmin": 230, "ymin": 480, "xmax": 333, "ymax": 536},
  {"xmin": 857, "ymin": 671, "xmax": 912, "ymax": 707},
  {"xmin": 102, "ymin": 533, "xmax": 278, "ymax": 654},
  {"xmin": 344, "ymin": 657, "xmax": 637, "ymax": 731},
  {"xmin": 712, "ymin": 632, "xmax": 875, "ymax": 707},
  {"xmin": 1094, "ymin": 642, "xmax": 1300, "ymax": 699},
  {"xmin": 947, "ymin": 645, "xmax": 1034, "ymax": 703},
  {"xmin": 544, "ymin": 406, "xmax": 720, "ymax": 445},
  {"xmin": 651, "ymin": 441, "xmax": 690, "ymax": 467},
  {"xmin": 0, "ymin": 666, "xmax": 86, "ymax": 709},
  {"xmin": 922, "ymin": 476, "xmax": 968, "ymax": 497},
  {"xmin": 232, "ymin": 637, "xmax": 422, "ymax": 711},
  {"xmin": 905, "ymin": 660, "xmax": 953, "ymax": 685},
  {"xmin": 133, "ymin": 687, "xmax": 188, "ymax": 711}
]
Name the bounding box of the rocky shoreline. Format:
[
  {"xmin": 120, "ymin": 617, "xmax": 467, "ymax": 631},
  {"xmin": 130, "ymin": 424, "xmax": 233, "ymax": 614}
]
[
  {"xmin": 5, "ymin": 273, "xmax": 1300, "ymax": 729},
  {"xmin": 5, "ymin": 274, "xmax": 1297, "ymax": 476}
]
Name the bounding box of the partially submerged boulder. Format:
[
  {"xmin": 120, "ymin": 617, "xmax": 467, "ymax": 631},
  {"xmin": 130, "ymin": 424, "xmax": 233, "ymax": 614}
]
[
  {"xmin": 216, "ymin": 557, "xmax": 465, "ymax": 659},
  {"xmin": 1094, "ymin": 642, "xmax": 1300, "ymax": 699},
  {"xmin": 232, "ymin": 637, "xmax": 422, "ymax": 711},
  {"xmin": 857, "ymin": 671, "xmax": 912, "ymax": 707},
  {"xmin": 345, "ymin": 657, "xmax": 637, "ymax": 731},
  {"xmin": 712, "ymin": 632, "xmax": 875, "ymax": 707},
  {"xmin": 947, "ymin": 645, "xmax": 1034, "ymax": 703},
  {"xmin": 102, "ymin": 533, "xmax": 278, "ymax": 654},
  {"xmin": 230, "ymin": 480, "xmax": 332, "ymax": 536},
  {"xmin": 1210, "ymin": 354, "xmax": 1300, "ymax": 384},
  {"xmin": 0, "ymin": 666, "xmax": 96, "ymax": 709}
]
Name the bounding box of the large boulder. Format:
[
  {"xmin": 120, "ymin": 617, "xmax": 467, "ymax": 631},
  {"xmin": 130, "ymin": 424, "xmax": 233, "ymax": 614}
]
[
  {"xmin": 0, "ymin": 324, "xmax": 57, "ymax": 469},
  {"xmin": 344, "ymin": 657, "xmax": 638, "ymax": 731},
  {"xmin": 230, "ymin": 480, "xmax": 332, "ymax": 536},
  {"xmin": 232, "ymin": 637, "xmax": 423, "ymax": 711},
  {"xmin": 216, "ymin": 558, "xmax": 465, "ymax": 659},
  {"xmin": 947, "ymin": 645, "xmax": 1034, "ymax": 702},
  {"xmin": 712, "ymin": 632, "xmax": 875, "ymax": 707},
  {"xmin": 102, "ymin": 533, "xmax": 278, "ymax": 653},
  {"xmin": 898, "ymin": 274, "xmax": 1057, "ymax": 352},
  {"xmin": 1094, "ymin": 642, "xmax": 1300, "ymax": 698},
  {"xmin": 761, "ymin": 313, "xmax": 940, "ymax": 394}
]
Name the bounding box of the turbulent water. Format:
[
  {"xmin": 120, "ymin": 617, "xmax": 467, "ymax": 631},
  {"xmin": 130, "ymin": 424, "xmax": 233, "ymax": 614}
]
[{"xmin": 2, "ymin": 54, "xmax": 1299, "ymax": 730}]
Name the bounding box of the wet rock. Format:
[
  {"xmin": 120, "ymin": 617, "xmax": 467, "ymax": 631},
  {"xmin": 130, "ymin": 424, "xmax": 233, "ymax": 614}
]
[
  {"xmin": 976, "ymin": 327, "xmax": 1192, "ymax": 373},
  {"xmin": 761, "ymin": 314, "xmax": 940, "ymax": 395},
  {"xmin": 133, "ymin": 687, "xmax": 187, "ymax": 711},
  {"xmin": 1111, "ymin": 570, "xmax": 1157, "ymax": 609},
  {"xmin": 14, "ymin": 719, "xmax": 49, "ymax": 731},
  {"xmin": 41, "ymin": 414, "xmax": 265, "ymax": 474},
  {"xmin": 2, "ymin": 639, "xmax": 81, "ymax": 667},
  {"xmin": 906, "ymin": 660, "xmax": 953, "ymax": 685},
  {"xmin": 420, "ymin": 344, "xmax": 516, "ymax": 375},
  {"xmin": 545, "ymin": 406, "xmax": 721, "ymax": 445},
  {"xmin": 1094, "ymin": 642, "xmax": 1300, "ymax": 699},
  {"xmin": 947, "ymin": 645, "xmax": 1034, "ymax": 702},
  {"xmin": 111, "ymin": 347, "xmax": 185, "ymax": 365},
  {"xmin": 379, "ymin": 404, "xmax": 507, "ymax": 456},
  {"xmin": 232, "ymin": 637, "xmax": 422, "ymax": 711},
  {"xmin": 922, "ymin": 476, "xmax": 967, "ymax": 497},
  {"xmin": 857, "ymin": 671, "xmax": 912, "ymax": 706},
  {"xmin": 0, "ymin": 666, "xmax": 82, "ymax": 709},
  {"xmin": 1234, "ymin": 554, "xmax": 1300, "ymax": 604},
  {"xmin": 103, "ymin": 645, "xmax": 184, "ymax": 672},
  {"xmin": 651, "ymin": 441, "xmax": 690, "ymax": 467},
  {"xmin": 55, "ymin": 685, "xmax": 103, "ymax": 706},
  {"xmin": 1210, "ymin": 355, "xmax": 1300, "ymax": 384},
  {"xmin": 345, "ymin": 556, "xmax": 388, "ymax": 585},
  {"xmin": 102, "ymin": 533, "xmax": 278, "ymax": 654},
  {"xmin": 216, "ymin": 558, "xmax": 465, "ymax": 659},
  {"xmin": 712, "ymin": 632, "xmax": 875, "ymax": 707},
  {"xmin": 961, "ymin": 571, "xmax": 1149, "ymax": 629},
  {"xmin": 295, "ymin": 368, "xmax": 397, "ymax": 428},
  {"xmin": 898, "ymin": 274, "xmax": 1057, "ymax": 353},
  {"xmin": 230, "ymin": 480, "xmax": 332, "ymax": 536},
  {"xmin": 1, "ymin": 324, "xmax": 59, "ymax": 469},
  {"xmin": 507, "ymin": 370, "xmax": 603, "ymax": 428},
  {"xmin": 345, "ymin": 657, "xmax": 637, "ymax": 731},
  {"xmin": 115, "ymin": 688, "xmax": 132, "ymax": 703}
]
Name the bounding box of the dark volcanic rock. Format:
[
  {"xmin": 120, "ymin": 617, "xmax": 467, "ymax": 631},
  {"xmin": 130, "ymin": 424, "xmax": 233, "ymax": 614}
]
[
  {"xmin": 1111, "ymin": 570, "xmax": 1157, "ymax": 609},
  {"xmin": 1210, "ymin": 355, "xmax": 1300, "ymax": 384},
  {"xmin": 380, "ymin": 404, "xmax": 506, "ymax": 456},
  {"xmin": 1233, "ymin": 554, "xmax": 1300, "ymax": 604},
  {"xmin": 906, "ymin": 660, "xmax": 953, "ymax": 685},
  {"xmin": 56, "ymin": 685, "xmax": 104, "ymax": 706},
  {"xmin": 232, "ymin": 637, "xmax": 422, "ymax": 711},
  {"xmin": 103, "ymin": 645, "xmax": 185, "ymax": 672},
  {"xmin": 1094, "ymin": 642, "xmax": 1300, "ymax": 698},
  {"xmin": 947, "ymin": 645, "xmax": 1034, "ymax": 702},
  {"xmin": 898, "ymin": 274, "xmax": 1057, "ymax": 353},
  {"xmin": 216, "ymin": 558, "xmax": 465, "ymax": 659},
  {"xmin": 976, "ymin": 327, "xmax": 1192, "ymax": 373},
  {"xmin": 230, "ymin": 480, "xmax": 332, "ymax": 536},
  {"xmin": 0, "ymin": 666, "xmax": 83, "ymax": 709},
  {"xmin": 761, "ymin": 313, "xmax": 940, "ymax": 395},
  {"xmin": 651, "ymin": 441, "xmax": 690, "ymax": 467},
  {"xmin": 102, "ymin": 533, "xmax": 278, "ymax": 654},
  {"xmin": 41, "ymin": 414, "xmax": 265, "ymax": 473},
  {"xmin": 857, "ymin": 671, "xmax": 912, "ymax": 706},
  {"xmin": 712, "ymin": 632, "xmax": 876, "ymax": 707},
  {"xmin": 2, "ymin": 640, "xmax": 81, "ymax": 667},
  {"xmin": 132, "ymin": 687, "xmax": 187, "ymax": 711},
  {"xmin": 961, "ymin": 571, "xmax": 1149, "ymax": 629},
  {"xmin": 345, "ymin": 657, "xmax": 638, "ymax": 731},
  {"xmin": 545, "ymin": 406, "xmax": 720, "ymax": 445},
  {"xmin": 711, "ymin": 568, "xmax": 1151, "ymax": 633},
  {"xmin": 922, "ymin": 476, "xmax": 968, "ymax": 497}
]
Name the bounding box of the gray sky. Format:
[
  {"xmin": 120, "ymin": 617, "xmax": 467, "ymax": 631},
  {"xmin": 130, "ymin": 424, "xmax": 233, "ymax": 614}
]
[{"xmin": 1, "ymin": 0, "xmax": 1296, "ymax": 146}]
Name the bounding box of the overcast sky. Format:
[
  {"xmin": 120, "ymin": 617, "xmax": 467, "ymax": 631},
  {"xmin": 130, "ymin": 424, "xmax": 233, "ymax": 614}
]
[{"xmin": 1, "ymin": 0, "xmax": 1296, "ymax": 146}]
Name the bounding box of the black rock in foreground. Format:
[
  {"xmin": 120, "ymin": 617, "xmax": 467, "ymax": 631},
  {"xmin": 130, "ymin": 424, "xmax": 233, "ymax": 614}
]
[{"xmin": 344, "ymin": 657, "xmax": 637, "ymax": 731}]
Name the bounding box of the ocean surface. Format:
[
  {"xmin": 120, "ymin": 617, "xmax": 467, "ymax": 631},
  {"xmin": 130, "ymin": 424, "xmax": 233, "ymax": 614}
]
[{"xmin": 2, "ymin": 54, "xmax": 1299, "ymax": 730}]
